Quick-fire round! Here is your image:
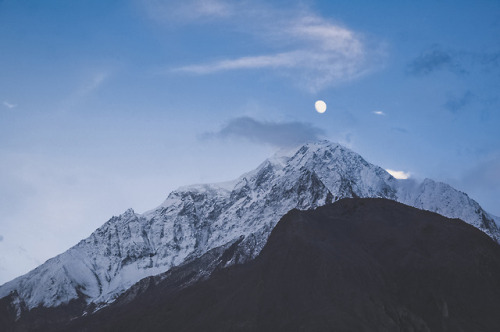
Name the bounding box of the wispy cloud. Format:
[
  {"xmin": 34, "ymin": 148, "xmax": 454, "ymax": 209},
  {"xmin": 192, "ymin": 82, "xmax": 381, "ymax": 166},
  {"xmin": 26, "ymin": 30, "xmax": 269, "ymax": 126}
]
[
  {"xmin": 3, "ymin": 101, "xmax": 17, "ymax": 109},
  {"xmin": 202, "ymin": 116, "xmax": 326, "ymax": 148},
  {"xmin": 372, "ymin": 111, "xmax": 385, "ymax": 116},
  {"xmin": 407, "ymin": 45, "xmax": 500, "ymax": 77},
  {"xmin": 407, "ymin": 45, "xmax": 465, "ymax": 76},
  {"xmin": 187, "ymin": 0, "xmax": 232, "ymax": 18},
  {"xmin": 386, "ymin": 169, "xmax": 410, "ymax": 179},
  {"xmin": 150, "ymin": 1, "xmax": 383, "ymax": 92},
  {"xmin": 176, "ymin": 52, "xmax": 300, "ymax": 74},
  {"xmin": 478, "ymin": 51, "xmax": 500, "ymax": 68},
  {"xmin": 444, "ymin": 90, "xmax": 475, "ymax": 113},
  {"xmin": 143, "ymin": 0, "xmax": 232, "ymax": 22},
  {"xmin": 76, "ymin": 72, "xmax": 108, "ymax": 98},
  {"xmin": 391, "ymin": 127, "xmax": 408, "ymax": 134},
  {"xmin": 60, "ymin": 71, "xmax": 109, "ymax": 111}
]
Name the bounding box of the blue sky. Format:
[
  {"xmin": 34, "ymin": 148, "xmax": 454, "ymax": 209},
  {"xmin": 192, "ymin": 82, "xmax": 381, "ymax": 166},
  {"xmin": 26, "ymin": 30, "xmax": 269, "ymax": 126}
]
[{"xmin": 1, "ymin": 0, "xmax": 499, "ymax": 283}]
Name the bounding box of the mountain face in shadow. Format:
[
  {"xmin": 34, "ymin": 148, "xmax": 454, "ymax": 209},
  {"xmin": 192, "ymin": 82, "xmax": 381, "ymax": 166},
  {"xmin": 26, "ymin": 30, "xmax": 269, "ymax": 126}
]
[
  {"xmin": 2, "ymin": 141, "xmax": 499, "ymax": 325},
  {"xmin": 56, "ymin": 198, "xmax": 500, "ymax": 332}
]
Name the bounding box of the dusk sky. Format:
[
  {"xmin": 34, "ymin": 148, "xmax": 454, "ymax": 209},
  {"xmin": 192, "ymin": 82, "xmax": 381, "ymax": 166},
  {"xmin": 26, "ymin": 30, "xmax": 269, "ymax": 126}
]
[{"xmin": 1, "ymin": 0, "xmax": 499, "ymax": 283}]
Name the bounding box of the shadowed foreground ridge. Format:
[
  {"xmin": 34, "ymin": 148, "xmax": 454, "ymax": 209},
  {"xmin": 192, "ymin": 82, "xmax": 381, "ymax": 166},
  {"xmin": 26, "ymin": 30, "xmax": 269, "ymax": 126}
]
[
  {"xmin": 2, "ymin": 141, "xmax": 498, "ymax": 325},
  {"xmin": 62, "ymin": 198, "xmax": 500, "ymax": 332}
]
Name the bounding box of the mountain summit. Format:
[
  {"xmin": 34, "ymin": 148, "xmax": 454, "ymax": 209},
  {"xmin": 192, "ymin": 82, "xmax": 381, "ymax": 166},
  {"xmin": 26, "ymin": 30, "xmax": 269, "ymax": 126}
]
[{"xmin": 1, "ymin": 141, "xmax": 498, "ymax": 321}]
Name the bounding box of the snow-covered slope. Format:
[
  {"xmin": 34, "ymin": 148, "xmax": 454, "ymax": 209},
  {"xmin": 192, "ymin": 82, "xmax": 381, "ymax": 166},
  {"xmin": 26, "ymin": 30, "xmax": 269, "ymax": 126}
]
[
  {"xmin": 397, "ymin": 178, "xmax": 498, "ymax": 240},
  {"xmin": 1, "ymin": 141, "xmax": 498, "ymax": 316}
]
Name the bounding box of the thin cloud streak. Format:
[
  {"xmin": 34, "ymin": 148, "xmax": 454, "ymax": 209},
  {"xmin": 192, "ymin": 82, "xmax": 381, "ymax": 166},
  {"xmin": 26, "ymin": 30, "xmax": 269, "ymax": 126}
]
[
  {"xmin": 372, "ymin": 111, "xmax": 385, "ymax": 116},
  {"xmin": 190, "ymin": 0, "xmax": 231, "ymax": 18},
  {"xmin": 175, "ymin": 52, "xmax": 301, "ymax": 74},
  {"xmin": 142, "ymin": 0, "xmax": 233, "ymax": 22},
  {"xmin": 159, "ymin": 1, "xmax": 381, "ymax": 92},
  {"xmin": 59, "ymin": 72, "xmax": 109, "ymax": 111},
  {"xmin": 391, "ymin": 127, "xmax": 408, "ymax": 134},
  {"xmin": 77, "ymin": 72, "xmax": 108, "ymax": 98},
  {"xmin": 3, "ymin": 101, "xmax": 17, "ymax": 109}
]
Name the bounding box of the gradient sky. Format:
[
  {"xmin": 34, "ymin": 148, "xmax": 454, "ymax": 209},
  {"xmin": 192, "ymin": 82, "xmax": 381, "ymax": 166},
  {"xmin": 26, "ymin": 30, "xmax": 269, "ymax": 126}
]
[{"xmin": 1, "ymin": 0, "xmax": 499, "ymax": 284}]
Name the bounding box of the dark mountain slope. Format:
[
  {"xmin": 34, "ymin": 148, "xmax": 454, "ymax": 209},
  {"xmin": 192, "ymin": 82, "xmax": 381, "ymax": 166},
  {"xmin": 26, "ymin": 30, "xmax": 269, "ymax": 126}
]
[
  {"xmin": 47, "ymin": 199, "xmax": 500, "ymax": 331},
  {"xmin": 3, "ymin": 141, "xmax": 499, "ymax": 322},
  {"xmin": 2, "ymin": 141, "xmax": 498, "ymax": 325}
]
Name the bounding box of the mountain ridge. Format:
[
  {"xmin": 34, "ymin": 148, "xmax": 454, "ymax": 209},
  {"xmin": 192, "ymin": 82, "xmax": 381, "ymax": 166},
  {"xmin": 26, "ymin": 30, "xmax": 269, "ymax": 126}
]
[
  {"xmin": 52, "ymin": 199, "xmax": 500, "ymax": 331},
  {"xmin": 1, "ymin": 140, "xmax": 498, "ymax": 321}
]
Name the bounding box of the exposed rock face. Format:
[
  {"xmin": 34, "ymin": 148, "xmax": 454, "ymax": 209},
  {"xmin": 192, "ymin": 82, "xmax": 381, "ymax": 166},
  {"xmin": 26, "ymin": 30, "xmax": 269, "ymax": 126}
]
[
  {"xmin": 59, "ymin": 199, "xmax": 500, "ymax": 331},
  {"xmin": 1, "ymin": 141, "xmax": 498, "ymax": 323}
]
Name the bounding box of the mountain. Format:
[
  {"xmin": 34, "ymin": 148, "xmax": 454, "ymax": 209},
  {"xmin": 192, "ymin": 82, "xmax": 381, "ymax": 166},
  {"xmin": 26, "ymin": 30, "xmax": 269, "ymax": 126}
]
[
  {"xmin": 38, "ymin": 199, "xmax": 500, "ymax": 331},
  {"xmin": 1, "ymin": 141, "xmax": 499, "ymax": 325}
]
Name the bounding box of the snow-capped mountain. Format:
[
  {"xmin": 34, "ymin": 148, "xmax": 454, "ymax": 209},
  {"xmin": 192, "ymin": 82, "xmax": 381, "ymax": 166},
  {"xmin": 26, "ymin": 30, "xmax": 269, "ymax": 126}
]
[{"xmin": 1, "ymin": 141, "xmax": 498, "ymax": 318}]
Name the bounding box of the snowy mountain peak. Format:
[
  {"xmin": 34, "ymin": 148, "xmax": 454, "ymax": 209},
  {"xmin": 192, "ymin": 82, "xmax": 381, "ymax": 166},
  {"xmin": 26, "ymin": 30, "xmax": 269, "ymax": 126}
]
[
  {"xmin": 1, "ymin": 140, "xmax": 498, "ymax": 317},
  {"xmin": 396, "ymin": 177, "xmax": 499, "ymax": 240}
]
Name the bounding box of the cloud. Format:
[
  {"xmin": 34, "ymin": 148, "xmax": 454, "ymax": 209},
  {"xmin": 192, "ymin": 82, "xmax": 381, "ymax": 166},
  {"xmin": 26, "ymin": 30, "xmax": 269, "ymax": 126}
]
[
  {"xmin": 391, "ymin": 127, "xmax": 408, "ymax": 134},
  {"xmin": 143, "ymin": 0, "xmax": 232, "ymax": 22},
  {"xmin": 386, "ymin": 169, "xmax": 410, "ymax": 179},
  {"xmin": 478, "ymin": 51, "xmax": 500, "ymax": 68},
  {"xmin": 408, "ymin": 46, "xmax": 500, "ymax": 77},
  {"xmin": 76, "ymin": 72, "xmax": 108, "ymax": 97},
  {"xmin": 3, "ymin": 101, "xmax": 17, "ymax": 109},
  {"xmin": 60, "ymin": 71, "xmax": 109, "ymax": 111},
  {"xmin": 444, "ymin": 90, "xmax": 475, "ymax": 113},
  {"xmin": 372, "ymin": 111, "xmax": 385, "ymax": 116},
  {"xmin": 407, "ymin": 45, "xmax": 464, "ymax": 76},
  {"xmin": 203, "ymin": 116, "xmax": 326, "ymax": 148},
  {"xmin": 155, "ymin": 1, "xmax": 382, "ymax": 92},
  {"xmin": 187, "ymin": 0, "xmax": 232, "ymax": 18},
  {"xmin": 175, "ymin": 52, "xmax": 300, "ymax": 74}
]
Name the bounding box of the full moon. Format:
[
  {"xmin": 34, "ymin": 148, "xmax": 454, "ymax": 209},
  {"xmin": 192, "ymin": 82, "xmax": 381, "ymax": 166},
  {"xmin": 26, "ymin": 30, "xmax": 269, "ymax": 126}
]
[{"xmin": 315, "ymin": 100, "xmax": 327, "ymax": 113}]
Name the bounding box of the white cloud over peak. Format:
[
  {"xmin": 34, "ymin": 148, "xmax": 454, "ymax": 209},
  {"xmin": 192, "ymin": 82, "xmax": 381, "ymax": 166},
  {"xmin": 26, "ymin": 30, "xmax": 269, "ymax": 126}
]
[
  {"xmin": 202, "ymin": 116, "xmax": 325, "ymax": 148},
  {"xmin": 386, "ymin": 169, "xmax": 411, "ymax": 179},
  {"xmin": 373, "ymin": 111, "xmax": 385, "ymax": 115}
]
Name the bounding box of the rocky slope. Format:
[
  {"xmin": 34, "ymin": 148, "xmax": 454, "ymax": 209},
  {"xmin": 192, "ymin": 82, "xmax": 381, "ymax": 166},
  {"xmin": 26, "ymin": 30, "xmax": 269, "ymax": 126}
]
[
  {"xmin": 0, "ymin": 141, "xmax": 498, "ymax": 322},
  {"xmin": 40, "ymin": 199, "xmax": 500, "ymax": 331}
]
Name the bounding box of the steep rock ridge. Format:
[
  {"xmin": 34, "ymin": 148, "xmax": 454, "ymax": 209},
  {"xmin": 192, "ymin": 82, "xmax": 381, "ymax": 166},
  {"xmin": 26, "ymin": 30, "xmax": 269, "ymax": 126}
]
[
  {"xmin": 66, "ymin": 199, "xmax": 500, "ymax": 332},
  {"xmin": 0, "ymin": 141, "xmax": 498, "ymax": 319}
]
